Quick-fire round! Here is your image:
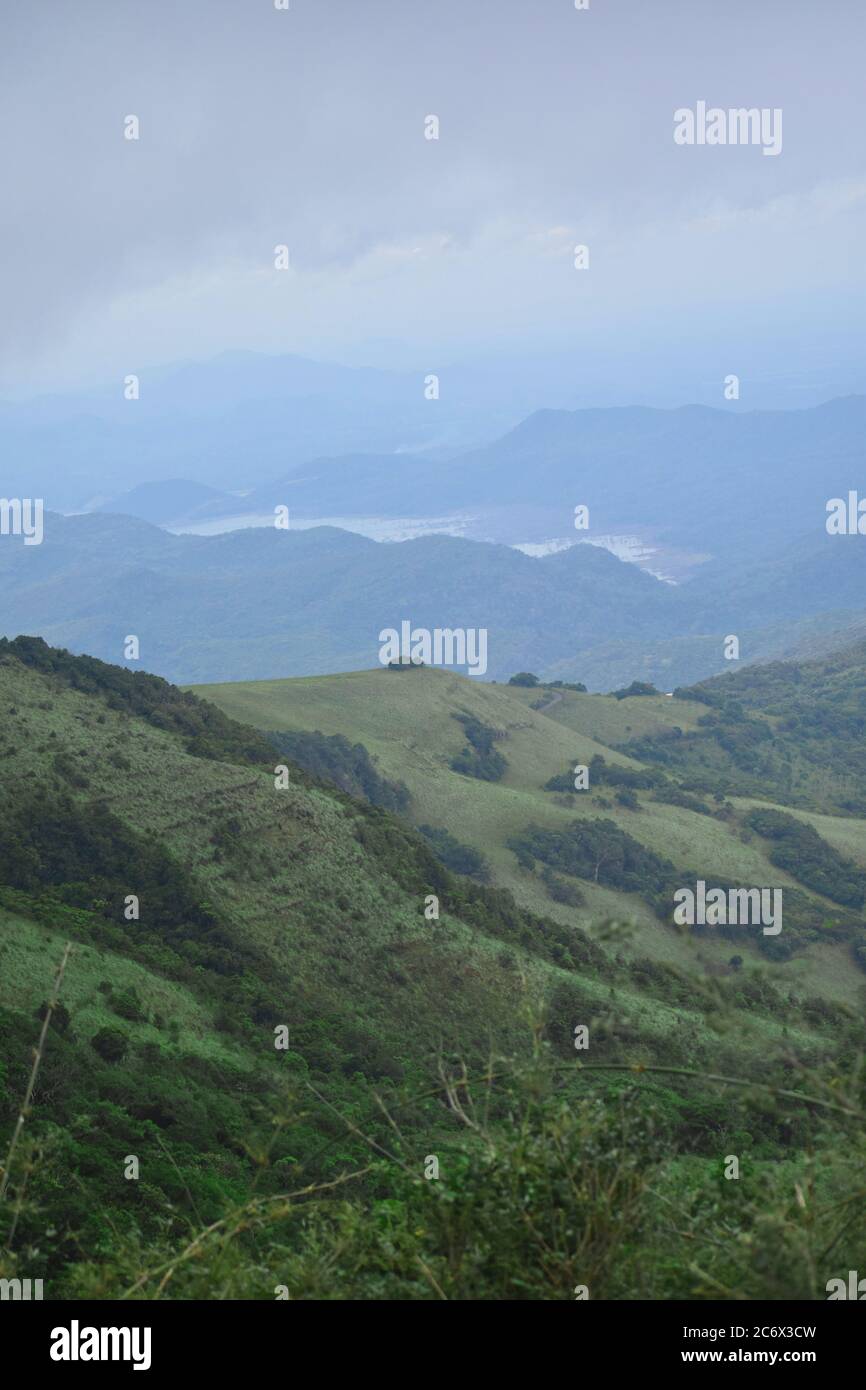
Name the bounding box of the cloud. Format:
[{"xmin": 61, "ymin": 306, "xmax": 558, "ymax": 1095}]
[{"xmin": 0, "ymin": 0, "xmax": 864, "ymax": 389}]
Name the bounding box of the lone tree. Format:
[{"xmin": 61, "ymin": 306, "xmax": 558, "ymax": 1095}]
[{"xmin": 612, "ymin": 680, "xmax": 658, "ymax": 700}]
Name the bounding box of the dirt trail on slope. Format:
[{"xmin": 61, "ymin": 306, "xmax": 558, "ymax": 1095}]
[{"xmin": 534, "ymin": 690, "xmax": 564, "ymax": 714}]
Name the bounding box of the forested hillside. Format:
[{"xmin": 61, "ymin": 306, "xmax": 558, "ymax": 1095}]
[{"xmin": 624, "ymin": 640, "xmax": 866, "ymax": 815}]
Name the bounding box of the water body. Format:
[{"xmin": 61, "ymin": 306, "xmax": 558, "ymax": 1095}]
[
  {"xmin": 168, "ymin": 512, "xmax": 478, "ymax": 542},
  {"xmin": 513, "ymin": 534, "xmax": 677, "ymax": 584},
  {"xmin": 167, "ymin": 509, "xmax": 676, "ymax": 583}
]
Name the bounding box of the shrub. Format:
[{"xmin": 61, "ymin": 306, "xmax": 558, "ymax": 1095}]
[{"xmin": 90, "ymin": 1027, "xmax": 129, "ymax": 1063}]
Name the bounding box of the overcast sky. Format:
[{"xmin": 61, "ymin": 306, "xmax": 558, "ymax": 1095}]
[{"xmin": 1, "ymin": 0, "xmax": 863, "ymax": 401}]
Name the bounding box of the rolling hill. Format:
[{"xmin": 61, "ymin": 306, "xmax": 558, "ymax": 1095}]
[
  {"xmin": 2, "ymin": 506, "xmax": 865, "ymax": 691},
  {"xmin": 194, "ymin": 654, "xmax": 866, "ymax": 1007},
  {"xmin": 3, "ymin": 635, "xmax": 866, "ymax": 1300},
  {"xmin": 0, "ymin": 512, "xmax": 682, "ymax": 684}
]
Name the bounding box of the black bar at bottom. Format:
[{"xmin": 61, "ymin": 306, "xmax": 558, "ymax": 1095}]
[{"xmin": 3, "ymin": 1298, "xmax": 859, "ymax": 1375}]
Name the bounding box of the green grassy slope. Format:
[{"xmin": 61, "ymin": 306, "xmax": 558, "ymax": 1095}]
[
  {"xmin": 0, "ymin": 654, "xmax": 540, "ymax": 1061},
  {"xmin": 3, "ymin": 639, "xmax": 866, "ymax": 1299},
  {"xmin": 194, "ymin": 669, "xmax": 673, "ymax": 940},
  {"xmin": 0, "ymin": 643, "xmax": 602, "ymax": 1292},
  {"xmin": 193, "ymin": 666, "xmax": 866, "ymax": 1006}
]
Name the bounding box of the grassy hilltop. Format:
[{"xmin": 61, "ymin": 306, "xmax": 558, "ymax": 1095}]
[{"xmin": 194, "ymin": 660, "xmax": 866, "ymax": 1007}]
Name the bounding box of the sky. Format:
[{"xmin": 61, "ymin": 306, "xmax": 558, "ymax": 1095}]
[{"xmin": 0, "ymin": 0, "xmax": 863, "ymax": 404}]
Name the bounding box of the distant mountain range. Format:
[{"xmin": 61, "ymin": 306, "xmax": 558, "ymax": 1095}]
[
  {"xmin": 3, "ymin": 353, "xmax": 863, "ymax": 578},
  {"xmin": 0, "ymin": 350, "xmax": 553, "ymax": 512},
  {"xmin": 0, "ymin": 509, "xmax": 863, "ymax": 688},
  {"xmin": 106, "ymin": 392, "xmax": 866, "ymax": 579},
  {"xmin": 3, "ymin": 364, "xmax": 863, "ymax": 687}
]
